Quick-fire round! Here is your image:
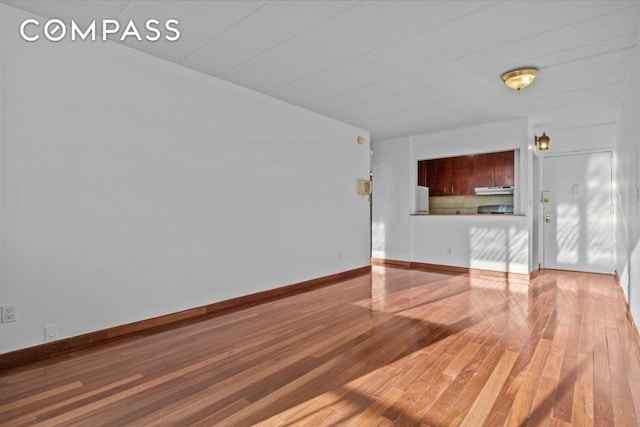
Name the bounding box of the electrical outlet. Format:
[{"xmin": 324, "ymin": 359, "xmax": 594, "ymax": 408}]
[
  {"xmin": 1, "ymin": 305, "xmax": 16, "ymax": 323},
  {"xmin": 447, "ymin": 248, "xmax": 453, "ymax": 255},
  {"xmin": 338, "ymin": 252, "xmax": 342, "ymax": 260},
  {"xmin": 44, "ymin": 324, "xmax": 59, "ymax": 342}
]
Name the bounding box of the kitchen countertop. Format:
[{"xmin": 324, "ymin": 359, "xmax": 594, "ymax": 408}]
[{"xmin": 410, "ymin": 213, "xmax": 525, "ymax": 216}]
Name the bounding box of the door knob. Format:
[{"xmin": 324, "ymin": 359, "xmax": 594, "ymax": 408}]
[
  {"xmin": 545, "ymin": 212, "xmax": 551, "ymax": 223},
  {"xmin": 541, "ymin": 191, "xmax": 551, "ymax": 204}
]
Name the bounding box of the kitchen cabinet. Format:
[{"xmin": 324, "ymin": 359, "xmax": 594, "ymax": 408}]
[
  {"xmin": 421, "ymin": 156, "xmax": 472, "ymax": 196},
  {"xmin": 423, "ymin": 159, "xmax": 443, "ymax": 196},
  {"xmin": 422, "ymin": 158, "xmax": 444, "ymax": 196},
  {"xmin": 494, "ymin": 150, "xmax": 515, "ymax": 186},
  {"xmin": 418, "ymin": 150, "xmax": 514, "ymax": 196},
  {"xmin": 474, "ymin": 150, "xmax": 515, "ymax": 188},
  {"xmin": 425, "ymin": 159, "xmax": 438, "ymax": 194},
  {"xmin": 473, "ymin": 153, "xmax": 495, "ymax": 188},
  {"xmin": 417, "ymin": 160, "xmax": 427, "ymax": 186},
  {"xmin": 439, "ymin": 157, "xmax": 453, "ymax": 195},
  {"xmin": 454, "ymin": 155, "xmax": 474, "ymax": 195}
]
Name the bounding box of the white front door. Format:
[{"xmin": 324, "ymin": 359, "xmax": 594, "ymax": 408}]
[{"xmin": 542, "ymin": 151, "xmax": 614, "ymax": 274}]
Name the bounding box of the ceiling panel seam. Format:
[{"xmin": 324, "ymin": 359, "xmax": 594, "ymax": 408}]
[
  {"xmin": 300, "ymin": 4, "xmax": 640, "ymax": 109},
  {"xmin": 351, "ymin": 81, "xmax": 626, "ymax": 124},
  {"xmin": 261, "ymin": 1, "xmax": 503, "ymax": 94},
  {"xmin": 116, "ymin": 0, "xmax": 132, "ymax": 20},
  {"xmin": 218, "ymin": 0, "xmax": 363, "ymax": 77},
  {"xmin": 544, "ymin": 45, "xmax": 638, "ymax": 71},
  {"xmin": 178, "ymin": 0, "xmax": 270, "ymax": 64},
  {"xmin": 316, "ymin": 34, "xmax": 638, "ymax": 116}
]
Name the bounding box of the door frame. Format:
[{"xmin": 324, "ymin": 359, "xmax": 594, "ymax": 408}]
[{"xmin": 538, "ymin": 148, "xmax": 615, "ymax": 273}]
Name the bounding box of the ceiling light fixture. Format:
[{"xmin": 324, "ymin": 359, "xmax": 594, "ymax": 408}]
[
  {"xmin": 501, "ymin": 67, "xmax": 539, "ymax": 91},
  {"xmin": 534, "ymin": 132, "xmax": 550, "ymax": 150}
]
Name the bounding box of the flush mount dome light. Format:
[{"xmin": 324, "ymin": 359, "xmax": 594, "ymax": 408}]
[{"xmin": 501, "ymin": 67, "xmax": 539, "ymax": 91}]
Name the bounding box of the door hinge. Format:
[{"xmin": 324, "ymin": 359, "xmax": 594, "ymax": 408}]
[
  {"xmin": 611, "ymin": 251, "xmax": 615, "ymax": 265},
  {"xmin": 610, "ymin": 204, "xmax": 615, "ymax": 215}
]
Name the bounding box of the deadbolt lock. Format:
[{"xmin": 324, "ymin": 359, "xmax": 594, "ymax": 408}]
[
  {"xmin": 541, "ymin": 197, "xmax": 550, "ymax": 204},
  {"xmin": 545, "ymin": 212, "xmax": 551, "ymax": 223}
]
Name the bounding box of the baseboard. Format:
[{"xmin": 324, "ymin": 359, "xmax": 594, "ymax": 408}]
[
  {"xmin": 372, "ymin": 258, "xmax": 530, "ymax": 281},
  {"xmin": 529, "ymin": 269, "xmax": 544, "ymax": 280},
  {"xmin": 370, "ymin": 257, "xmax": 412, "ymax": 269},
  {"xmin": 613, "ymin": 270, "xmax": 640, "ymax": 355},
  {"xmin": 0, "ymin": 265, "xmax": 371, "ymax": 371}
]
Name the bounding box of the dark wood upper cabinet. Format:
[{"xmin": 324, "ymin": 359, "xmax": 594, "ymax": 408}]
[
  {"xmin": 494, "ymin": 150, "xmax": 515, "ymax": 186},
  {"xmin": 473, "ymin": 152, "xmax": 495, "ymax": 188},
  {"xmin": 455, "ymin": 155, "xmax": 475, "ymax": 195},
  {"xmin": 439, "ymin": 157, "xmax": 453, "ymax": 195},
  {"xmin": 419, "ymin": 150, "xmax": 514, "ymax": 196},
  {"xmin": 426, "ymin": 159, "xmax": 441, "ymax": 196},
  {"xmin": 417, "ymin": 160, "xmax": 427, "ymax": 186}
]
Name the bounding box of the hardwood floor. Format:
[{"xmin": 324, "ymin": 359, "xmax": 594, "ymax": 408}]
[{"xmin": 1, "ymin": 266, "xmax": 640, "ymax": 426}]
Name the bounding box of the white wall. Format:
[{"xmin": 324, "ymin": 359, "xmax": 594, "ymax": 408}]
[
  {"xmin": 411, "ymin": 215, "xmax": 528, "ymax": 273},
  {"xmin": 0, "ymin": 4, "xmax": 370, "ymax": 354},
  {"xmin": 617, "ymin": 44, "xmax": 640, "ymax": 322},
  {"xmin": 371, "ymin": 136, "xmax": 412, "ymax": 262},
  {"xmin": 534, "ymin": 124, "xmax": 616, "ymax": 153},
  {"xmin": 530, "ymin": 121, "xmax": 540, "ymax": 271},
  {"xmin": 372, "ymin": 119, "xmax": 531, "ymax": 274}
]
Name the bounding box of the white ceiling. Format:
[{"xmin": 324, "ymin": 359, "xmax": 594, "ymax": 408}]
[{"xmin": 5, "ymin": 0, "xmax": 640, "ymax": 140}]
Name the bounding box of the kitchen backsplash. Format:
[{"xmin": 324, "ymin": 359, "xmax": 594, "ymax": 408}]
[{"xmin": 429, "ymin": 195, "xmax": 514, "ymax": 215}]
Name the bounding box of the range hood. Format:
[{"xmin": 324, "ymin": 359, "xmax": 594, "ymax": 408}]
[{"xmin": 475, "ymin": 185, "xmax": 514, "ymax": 196}]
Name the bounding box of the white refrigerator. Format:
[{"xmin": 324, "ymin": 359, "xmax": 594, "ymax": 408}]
[{"xmin": 415, "ymin": 186, "xmax": 429, "ymax": 213}]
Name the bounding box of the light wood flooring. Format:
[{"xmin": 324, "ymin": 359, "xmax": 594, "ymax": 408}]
[{"xmin": 2, "ymin": 266, "xmax": 640, "ymax": 426}]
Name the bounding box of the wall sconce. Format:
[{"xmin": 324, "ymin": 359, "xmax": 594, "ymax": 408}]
[{"xmin": 534, "ymin": 132, "xmax": 550, "ymax": 150}]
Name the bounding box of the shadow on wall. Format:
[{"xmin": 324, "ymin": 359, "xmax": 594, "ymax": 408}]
[
  {"xmin": 372, "ymin": 221, "xmax": 387, "ymax": 259},
  {"xmin": 545, "ymin": 152, "xmax": 613, "ymax": 272},
  {"xmin": 469, "ymin": 226, "xmax": 528, "ymax": 273}
]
